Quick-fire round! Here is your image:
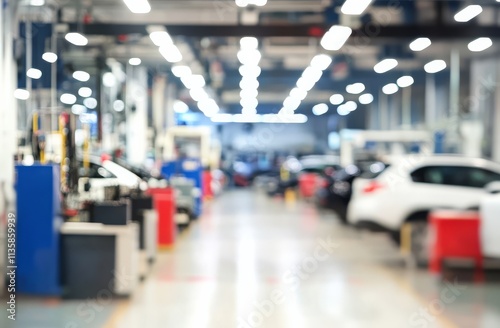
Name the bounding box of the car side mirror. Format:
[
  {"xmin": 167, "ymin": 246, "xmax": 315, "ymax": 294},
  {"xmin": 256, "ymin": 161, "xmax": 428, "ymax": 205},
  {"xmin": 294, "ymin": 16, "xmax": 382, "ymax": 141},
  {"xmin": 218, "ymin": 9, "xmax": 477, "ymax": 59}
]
[{"xmin": 485, "ymin": 181, "xmax": 500, "ymax": 194}]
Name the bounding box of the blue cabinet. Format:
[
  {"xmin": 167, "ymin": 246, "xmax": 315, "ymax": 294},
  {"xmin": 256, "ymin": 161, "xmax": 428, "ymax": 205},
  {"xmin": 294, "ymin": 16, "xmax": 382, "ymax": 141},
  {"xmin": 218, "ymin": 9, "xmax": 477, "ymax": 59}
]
[{"xmin": 16, "ymin": 164, "xmax": 62, "ymax": 295}]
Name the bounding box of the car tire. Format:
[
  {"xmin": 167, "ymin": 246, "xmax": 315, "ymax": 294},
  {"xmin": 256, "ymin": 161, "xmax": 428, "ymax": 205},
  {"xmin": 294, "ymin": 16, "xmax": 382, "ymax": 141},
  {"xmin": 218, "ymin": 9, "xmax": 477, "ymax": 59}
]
[{"xmin": 401, "ymin": 212, "xmax": 429, "ymax": 266}]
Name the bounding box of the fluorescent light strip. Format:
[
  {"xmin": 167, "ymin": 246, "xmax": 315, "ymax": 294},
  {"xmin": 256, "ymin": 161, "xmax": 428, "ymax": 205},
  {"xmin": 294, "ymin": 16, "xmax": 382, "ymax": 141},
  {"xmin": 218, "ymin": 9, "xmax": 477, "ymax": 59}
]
[
  {"xmin": 424, "ymin": 60, "xmax": 447, "ymax": 74},
  {"xmin": 14, "ymin": 89, "xmax": 30, "ymax": 100},
  {"xmin": 123, "ymin": 0, "xmax": 151, "ymax": 14},
  {"xmin": 346, "ymin": 83, "xmax": 365, "ymax": 94},
  {"xmin": 468, "ymin": 37, "xmax": 493, "ymax": 52},
  {"xmin": 454, "ymin": 5, "xmax": 482, "ymax": 23},
  {"xmin": 341, "ymin": 0, "xmax": 372, "ymax": 15},
  {"xmin": 211, "ymin": 113, "xmax": 307, "ymax": 124},
  {"xmin": 65, "ymin": 32, "xmax": 88, "ymax": 46},
  {"xmin": 321, "ymin": 25, "xmax": 352, "ymax": 51},
  {"xmin": 382, "ymin": 83, "xmax": 399, "ymax": 95},
  {"xmin": 330, "ymin": 94, "xmax": 344, "ymax": 105},
  {"xmin": 374, "ymin": 58, "xmax": 398, "ymax": 74},
  {"xmin": 409, "ymin": 38, "xmax": 431, "ymax": 52},
  {"xmin": 281, "ymin": 54, "xmax": 331, "ymax": 112},
  {"xmin": 359, "ymin": 93, "xmax": 374, "ymax": 105},
  {"xmin": 312, "ymin": 103, "xmax": 329, "ymax": 116},
  {"xmin": 235, "ymin": 0, "xmax": 267, "ymax": 8},
  {"xmin": 42, "ymin": 52, "xmax": 58, "ymax": 63},
  {"xmin": 397, "ymin": 76, "xmax": 414, "ymax": 88},
  {"xmin": 27, "ymin": 68, "xmax": 42, "ymax": 79}
]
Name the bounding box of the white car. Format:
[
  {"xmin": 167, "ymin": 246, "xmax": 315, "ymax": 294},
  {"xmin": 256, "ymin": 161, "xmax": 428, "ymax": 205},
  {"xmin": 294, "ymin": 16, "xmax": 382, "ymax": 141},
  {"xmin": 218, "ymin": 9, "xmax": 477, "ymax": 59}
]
[
  {"xmin": 78, "ymin": 156, "xmax": 144, "ymax": 200},
  {"xmin": 347, "ymin": 155, "xmax": 500, "ymax": 242}
]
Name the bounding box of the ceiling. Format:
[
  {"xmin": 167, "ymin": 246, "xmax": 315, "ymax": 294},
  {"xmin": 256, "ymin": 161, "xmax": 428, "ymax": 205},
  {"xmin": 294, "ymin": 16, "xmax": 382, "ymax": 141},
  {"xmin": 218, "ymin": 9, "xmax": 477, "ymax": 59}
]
[{"xmin": 17, "ymin": 0, "xmax": 500, "ymax": 116}]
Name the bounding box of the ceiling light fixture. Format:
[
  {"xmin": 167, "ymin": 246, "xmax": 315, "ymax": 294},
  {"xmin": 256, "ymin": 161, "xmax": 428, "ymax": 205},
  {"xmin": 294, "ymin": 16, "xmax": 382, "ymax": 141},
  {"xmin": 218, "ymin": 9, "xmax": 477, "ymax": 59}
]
[
  {"xmin": 321, "ymin": 25, "xmax": 353, "ymax": 51},
  {"xmin": 359, "ymin": 93, "xmax": 374, "ymax": 105},
  {"xmin": 71, "ymin": 104, "xmax": 87, "ymax": 115},
  {"xmin": 397, "ymin": 76, "xmax": 414, "ymax": 88},
  {"xmin": 240, "ymin": 89, "xmax": 259, "ymax": 99},
  {"xmin": 73, "ymin": 71, "xmax": 90, "ymax": 82},
  {"xmin": 289, "ymin": 88, "xmax": 308, "ymax": 101},
  {"xmin": 14, "ymin": 89, "xmax": 30, "ymax": 100},
  {"xmin": 84, "ymin": 97, "xmax": 98, "ymax": 109},
  {"xmin": 329, "ymin": 94, "xmax": 344, "ymax": 105},
  {"xmin": 123, "ymin": 0, "xmax": 151, "ymax": 14},
  {"xmin": 341, "ymin": 0, "xmax": 373, "ymax": 15},
  {"xmin": 409, "ymin": 38, "xmax": 431, "ymax": 52},
  {"xmin": 27, "ymin": 68, "xmax": 42, "ymax": 79},
  {"xmin": 60, "ymin": 93, "xmax": 77, "ymax": 105},
  {"xmin": 454, "ymin": 5, "xmax": 482, "ymax": 23},
  {"xmin": 283, "ymin": 97, "xmax": 301, "ymax": 111},
  {"xmin": 30, "ymin": 0, "xmax": 45, "ymax": 6},
  {"xmin": 113, "ymin": 100, "xmax": 125, "ymax": 112},
  {"xmin": 181, "ymin": 74, "xmax": 206, "ymax": 89},
  {"xmin": 42, "ymin": 52, "xmax": 58, "ymax": 63},
  {"xmin": 310, "ymin": 54, "xmax": 332, "ymax": 71},
  {"xmin": 149, "ymin": 31, "xmax": 173, "ymax": 47},
  {"xmin": 239, "ymin": 65, "xmax": 261, "ymax": 77},
  {"xmin": 103, "ymin": 72, "xmax": 116, "ymax": 87},
  {"xmin": 173, "ymin": 100, "xmax": 189, "ymax": 114},
  {"xmin": 78, "ymin": 87, "xmax": 92, "ymax": 98},
  {"xmin": 346, "ymin": 83, "xmax": 365, "ymax": 94},
  {"xmin": 344, "ymin": 101, "xmax": 358, "ymax": 112},
  {"xmin": 382, "ymin": 83, "xmax": 399, "ymax": 95},
  {"xmin": 337, "ymin": 104, "xmax": 350, "ymax": 116},
  {"xmin": 240, "ymin": 37, "xmax": 259, "ymax": 50},
  {"xmin": 65, "ymin": 32, "xmax": 88, "ymax": 46},
  {"xmin": 235, "ymin": 0, "xmax": 267, "ymax": 8},
  {"xmin": 172, "ymin": 65, "xmax": 192, "ymax": 78},
  {"xmin": 374, "ymin": 58, "xmax": 398, "ymax": 74},
  {"xmin": 190, "ymin": 88, "xmax": 209, "ymax": 102},
  {"xmin": 159, "ymin": 44, "xmax": 183, "ymax": 63},
  {"xmin": 239, "ymin": 78, "xmax": 259, "ymax": 90},
  {"xmin": 468, "ymin": 37, "xmax": 493, "ymax": 52},
  {"xmin": 424, "ymin": 60, "xmax": 447, "ymax": 74},
  {"xmin": 312, "ymin": 103, "xmax": 329, "ymax": 116},
  {"xmin": 237, "ymin": 49, "xmax": 261, "ymax": 66},
  {"xmin": 240, "ymin": 97, "xmax": 258, "ymax": 109},
  {"xmin": 129, "ymin": 58, "xmax": 142, "ymax": 66}
]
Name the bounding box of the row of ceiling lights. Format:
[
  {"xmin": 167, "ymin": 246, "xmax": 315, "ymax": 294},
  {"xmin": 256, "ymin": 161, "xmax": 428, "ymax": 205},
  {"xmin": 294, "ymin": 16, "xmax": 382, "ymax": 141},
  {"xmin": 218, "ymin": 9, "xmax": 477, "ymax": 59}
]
[
  {"xmin": 308, "ymin": 0, "xmax": 497, "ymax": 119},
  {"xmin": 149, "ymin": 26, "xmax": 220, "ymax": 118},
  {"xmin": 211, "ymin": 113, "xmax": 307, "ymax": 124},
  {"xmin": 238, "ymin": 37, "xmax": 261, "ymax": 117}
]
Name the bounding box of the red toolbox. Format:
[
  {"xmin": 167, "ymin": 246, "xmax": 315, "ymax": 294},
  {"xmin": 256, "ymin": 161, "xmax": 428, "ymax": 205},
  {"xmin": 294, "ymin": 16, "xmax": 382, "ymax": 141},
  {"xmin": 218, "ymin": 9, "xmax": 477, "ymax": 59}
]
[
  {"xmin": 147, "ymin": 188, "xmax": 176, "ymax": 248},
  {"xmin": 429, "ymin": 210, "xmax": 482, "ymax": 274}
]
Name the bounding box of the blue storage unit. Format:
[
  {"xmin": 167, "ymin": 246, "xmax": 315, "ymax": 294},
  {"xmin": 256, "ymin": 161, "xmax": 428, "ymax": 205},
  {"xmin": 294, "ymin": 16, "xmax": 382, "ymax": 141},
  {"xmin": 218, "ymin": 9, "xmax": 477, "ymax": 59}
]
[
  {"xmin": 16, "ymin": 164, "xmax": 62, "ymax": 295},
  {"xmin": 162, "ymin": 159, "xmax": 203, "ymax": 217}
]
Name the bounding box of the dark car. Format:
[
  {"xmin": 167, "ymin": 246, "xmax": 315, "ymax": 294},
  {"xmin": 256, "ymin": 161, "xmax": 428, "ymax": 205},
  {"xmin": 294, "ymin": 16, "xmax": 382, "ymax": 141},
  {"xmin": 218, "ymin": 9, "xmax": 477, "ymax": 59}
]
[{"xmin": 316, "ymin": 162, "xmax": 388, "ymax": 223}]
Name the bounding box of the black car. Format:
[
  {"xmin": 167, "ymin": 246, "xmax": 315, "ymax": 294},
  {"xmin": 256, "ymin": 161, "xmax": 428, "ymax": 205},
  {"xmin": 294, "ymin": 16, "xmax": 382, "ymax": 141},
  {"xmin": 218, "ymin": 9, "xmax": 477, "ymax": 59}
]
[{"xmin": 316, "ymin": 162, "xmax": 388, "ymax": 223}]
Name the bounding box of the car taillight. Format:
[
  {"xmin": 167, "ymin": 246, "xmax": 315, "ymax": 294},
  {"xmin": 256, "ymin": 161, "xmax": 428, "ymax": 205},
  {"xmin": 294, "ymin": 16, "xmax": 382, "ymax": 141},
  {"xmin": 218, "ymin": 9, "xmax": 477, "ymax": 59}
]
[{"xmin": 362, "ymin": 181, "xmax": 385, "ymax": 194}]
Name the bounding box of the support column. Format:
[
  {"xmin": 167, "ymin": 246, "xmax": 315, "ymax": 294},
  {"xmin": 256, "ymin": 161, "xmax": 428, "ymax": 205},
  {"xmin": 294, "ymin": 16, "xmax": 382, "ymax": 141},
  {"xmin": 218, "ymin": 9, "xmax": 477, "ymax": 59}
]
[
  {"xmin": 491, "ymin": 60, "xmax": 500, "ymax": 162},
  {"xmin": 378, "ymin": 91, "xmax": 388, "ymax": 130},
  {"xmin": 402, "ymin": 86, "xmax": 412, "ymax": 128},
  {"xmin": 425, "ymin": 74, "xmax": 436, "ymax": 128},
  {"xmin": 126, "ymin": 66, "xmax": 148, "ymax": 165}
]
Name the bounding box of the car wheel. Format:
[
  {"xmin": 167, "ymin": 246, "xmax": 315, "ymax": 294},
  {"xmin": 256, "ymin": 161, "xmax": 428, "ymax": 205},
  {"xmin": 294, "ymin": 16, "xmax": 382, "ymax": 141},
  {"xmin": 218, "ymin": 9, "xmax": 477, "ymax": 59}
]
[{"xmin": 400, "ymin": 212, "xmax": 429, "ymax": 266}]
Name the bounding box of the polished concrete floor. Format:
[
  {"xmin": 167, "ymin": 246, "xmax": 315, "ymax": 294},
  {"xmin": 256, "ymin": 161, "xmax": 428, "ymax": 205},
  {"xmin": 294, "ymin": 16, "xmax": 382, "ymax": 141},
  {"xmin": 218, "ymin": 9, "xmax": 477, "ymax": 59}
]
[{"xmin": 5, "ymin": 189, "xmax": 500, "ymax": 327}]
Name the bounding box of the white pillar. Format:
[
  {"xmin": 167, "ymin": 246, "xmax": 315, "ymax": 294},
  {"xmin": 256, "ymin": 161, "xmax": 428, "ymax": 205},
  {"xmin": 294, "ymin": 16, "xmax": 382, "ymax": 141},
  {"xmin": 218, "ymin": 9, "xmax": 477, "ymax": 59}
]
[
  {"xmin": 126, "ymin": 66, "xmax": 148, "ymax": 165},
  {"xmin": 425, "ymin": 74, "xmax": 436, "ymax": 128},
  {"xmin": 0, "ymin": 0, "xmax": 18, "ymax": 296}
]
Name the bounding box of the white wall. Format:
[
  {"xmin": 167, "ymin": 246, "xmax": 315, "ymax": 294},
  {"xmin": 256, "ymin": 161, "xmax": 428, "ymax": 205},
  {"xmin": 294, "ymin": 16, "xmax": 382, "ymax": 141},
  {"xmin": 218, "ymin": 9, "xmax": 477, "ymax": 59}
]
[{"xmin": 220, "ymin": 122, "xmax": 316, "ymax": 153}]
